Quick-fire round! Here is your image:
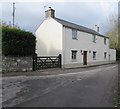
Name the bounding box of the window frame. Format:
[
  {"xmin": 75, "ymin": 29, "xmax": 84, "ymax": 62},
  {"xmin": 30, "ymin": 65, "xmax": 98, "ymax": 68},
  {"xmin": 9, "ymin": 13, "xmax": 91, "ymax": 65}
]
[
  {"xmin": 72, "ymin": 29, "xmax": 77, "ymax": 39},
  {"xmin": 71, "ymin": 50, "xmax": 77, "ymax": 60},
  {"xmin": 104, "ymin": 38, "xmax": 107, "ymax": 45},
  {"xmin": 104, "ymin": 52, "xmax": 107, "ymax": 59},
  {"xmin": 92, "ymin": 34, "xmax": 96, "ymax": 43},
  {"xmin": 93, "ymin": 51, "xmax": 96, "ymax": 60}
]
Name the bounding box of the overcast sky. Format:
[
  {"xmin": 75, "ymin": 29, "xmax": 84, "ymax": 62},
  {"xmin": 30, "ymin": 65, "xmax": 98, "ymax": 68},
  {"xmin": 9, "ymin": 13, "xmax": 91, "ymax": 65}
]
[{"xmin": 1, "ymin": 0, "xmax": 119, "ymax": 35}]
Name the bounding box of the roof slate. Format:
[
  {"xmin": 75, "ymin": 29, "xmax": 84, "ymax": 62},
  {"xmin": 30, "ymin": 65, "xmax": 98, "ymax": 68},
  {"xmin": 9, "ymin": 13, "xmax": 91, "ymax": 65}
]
[{"xmin": 54, "ymin": 17, "xmax": 109, "ymax": 38}]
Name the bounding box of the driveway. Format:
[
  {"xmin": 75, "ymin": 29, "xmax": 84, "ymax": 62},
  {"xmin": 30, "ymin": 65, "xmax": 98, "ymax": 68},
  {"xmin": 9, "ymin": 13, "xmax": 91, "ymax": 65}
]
[{"xmin": 2, "ymin": 63, "xmax": 118, "ymax": 107}]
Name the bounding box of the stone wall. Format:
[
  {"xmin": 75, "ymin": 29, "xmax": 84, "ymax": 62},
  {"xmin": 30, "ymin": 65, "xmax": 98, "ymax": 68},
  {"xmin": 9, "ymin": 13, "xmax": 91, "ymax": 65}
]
[{"xmin": 2, "ymin": 55, "xmax": 33, "ymax": 72}]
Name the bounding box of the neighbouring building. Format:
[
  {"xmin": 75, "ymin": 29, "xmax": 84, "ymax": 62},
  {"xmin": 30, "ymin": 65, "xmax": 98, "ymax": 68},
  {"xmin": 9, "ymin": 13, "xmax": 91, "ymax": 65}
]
[{"xmin": 36, "ymin": 8, "xmax": 116, "ymax": 68}]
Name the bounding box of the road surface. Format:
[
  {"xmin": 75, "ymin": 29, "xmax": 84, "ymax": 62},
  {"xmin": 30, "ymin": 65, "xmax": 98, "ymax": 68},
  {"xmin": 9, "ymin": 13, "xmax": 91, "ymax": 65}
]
[{"xmin": 2, "ymin": 64, "xmax": 118, "ymax": 107}]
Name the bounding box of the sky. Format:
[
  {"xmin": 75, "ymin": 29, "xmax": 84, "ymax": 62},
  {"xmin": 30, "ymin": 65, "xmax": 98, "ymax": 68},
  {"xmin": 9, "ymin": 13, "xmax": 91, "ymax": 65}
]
[{"xmin": 1, "ymin": 0, "xmax": 119, "ymax": 35}]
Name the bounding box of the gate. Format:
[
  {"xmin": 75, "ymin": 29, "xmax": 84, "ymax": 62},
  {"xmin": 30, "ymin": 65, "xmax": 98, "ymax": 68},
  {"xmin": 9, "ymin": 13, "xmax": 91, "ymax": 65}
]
[{"xmin": 33, "ymin": 54, "xmax": 62, "ymax": 71}]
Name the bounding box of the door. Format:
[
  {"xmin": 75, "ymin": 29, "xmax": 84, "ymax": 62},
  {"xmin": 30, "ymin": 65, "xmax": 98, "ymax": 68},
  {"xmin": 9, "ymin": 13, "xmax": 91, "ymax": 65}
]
[{"xmin": 83, "ymin": 51, "xmax": 87, "ymax": 65}]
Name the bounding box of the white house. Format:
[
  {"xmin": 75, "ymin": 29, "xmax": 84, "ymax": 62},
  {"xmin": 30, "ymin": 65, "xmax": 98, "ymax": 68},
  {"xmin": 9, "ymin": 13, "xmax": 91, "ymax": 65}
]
[{"xmin": 36, "ymin": 8, "xmax": 116, "ymax": 68}]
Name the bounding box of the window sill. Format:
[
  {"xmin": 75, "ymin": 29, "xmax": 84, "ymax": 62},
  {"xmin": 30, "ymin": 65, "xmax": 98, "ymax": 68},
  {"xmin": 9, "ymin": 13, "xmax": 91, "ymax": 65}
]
[
  {"xmin": 93, "ymin": 58, "xmax": 96, "ymax": 60},
  {"xmin": 71, "ymin": 59, "xmax": 77, "ymax": 62},
  {"xmin": 72, "ymin": 38, "xmax": 78, "ymax": 40}
]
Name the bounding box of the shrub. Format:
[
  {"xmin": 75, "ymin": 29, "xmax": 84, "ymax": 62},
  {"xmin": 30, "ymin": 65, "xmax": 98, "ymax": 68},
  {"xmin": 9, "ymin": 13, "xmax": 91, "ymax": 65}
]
[
  {"xmin": 117, "ymin": 49, "xmax": 120, "ymax": 60},
  {"xmin": 2, "ymin": 27, "xmax": 36, "ymax": 56}
]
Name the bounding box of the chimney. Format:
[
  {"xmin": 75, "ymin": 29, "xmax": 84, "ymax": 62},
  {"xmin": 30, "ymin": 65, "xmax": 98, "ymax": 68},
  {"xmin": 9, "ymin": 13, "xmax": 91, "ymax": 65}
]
[
  {"xmin": 93, "ymin": 25, "xmax": 99, "ymax": 32},
  {"xmin": 45, "ymin": 7, "xmax": 55, "ymax": 18}
]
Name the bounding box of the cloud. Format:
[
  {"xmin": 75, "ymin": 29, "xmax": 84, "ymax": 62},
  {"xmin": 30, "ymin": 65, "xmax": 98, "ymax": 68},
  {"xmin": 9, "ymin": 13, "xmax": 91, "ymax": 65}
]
[
  {"xmin": 1, "ymin": 1, "xmax": 118, "ymax": 34},
  {"xmin": 1, "ymin": 0, "xmax": 119, "ymax": 2}
]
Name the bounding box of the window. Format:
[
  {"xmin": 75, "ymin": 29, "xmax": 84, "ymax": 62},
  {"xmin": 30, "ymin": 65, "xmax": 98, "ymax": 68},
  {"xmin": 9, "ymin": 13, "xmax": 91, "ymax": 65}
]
[
  {"xmin": 72, "ymin": 51, "xmax": 77, "ymax": 60},
  {"xmin": 93, "ymin": 51, "xmax": 96, "ymax": 60},
  {"xmin": 92, "ymin": 34, "xmax": 96, "ymax": 43},
  {"xmin": 104, "ymin": 52, "xmax": 107, "ymax": 59},
  {"xmin": 72, "ymin": 29, "xmax": 77, "ymax": 39},
  {"xmin": 104, "ymin": 38, "xmax": 106, "ymax": 44}
]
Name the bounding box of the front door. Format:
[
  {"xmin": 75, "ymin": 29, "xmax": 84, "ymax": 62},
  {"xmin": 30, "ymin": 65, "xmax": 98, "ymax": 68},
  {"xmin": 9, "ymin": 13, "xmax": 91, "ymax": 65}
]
[{"xmin": 83, "ymin": 51, "xmax": 87, "ymax": 65}]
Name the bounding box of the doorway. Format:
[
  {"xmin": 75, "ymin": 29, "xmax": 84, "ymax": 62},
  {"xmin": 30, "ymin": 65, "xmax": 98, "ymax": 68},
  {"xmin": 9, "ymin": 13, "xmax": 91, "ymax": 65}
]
[{"xmin": 83, "ymin": 51, "xmax": 87, "ymax": 65}]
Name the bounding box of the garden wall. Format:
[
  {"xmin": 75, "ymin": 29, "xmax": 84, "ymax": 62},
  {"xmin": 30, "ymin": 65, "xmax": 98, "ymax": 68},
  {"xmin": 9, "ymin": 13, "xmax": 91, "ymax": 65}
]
[{"xmin": 2, "ymin": 55, "xmax": 33, "ymax": 73}]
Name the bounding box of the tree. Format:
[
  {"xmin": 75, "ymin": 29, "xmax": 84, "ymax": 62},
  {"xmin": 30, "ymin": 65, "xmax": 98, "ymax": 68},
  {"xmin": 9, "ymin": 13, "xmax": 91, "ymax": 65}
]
[
  {"xmin": 104, "ymin": 14, "xmax": 120, "ymax": 60},
  {"xmin": 0, "ymin": 21, "xmax": 20, "ymax": 29},
  {"xmin": 105, "ymin": 14, "xmax": 118, "ymax": 49}
]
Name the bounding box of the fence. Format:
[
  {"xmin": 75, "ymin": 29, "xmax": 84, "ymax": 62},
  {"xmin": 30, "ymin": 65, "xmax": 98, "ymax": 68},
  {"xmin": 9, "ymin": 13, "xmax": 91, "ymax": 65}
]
[{"xmin": 33, "ymin": 54, "xmax": 62, "ymax": 71}]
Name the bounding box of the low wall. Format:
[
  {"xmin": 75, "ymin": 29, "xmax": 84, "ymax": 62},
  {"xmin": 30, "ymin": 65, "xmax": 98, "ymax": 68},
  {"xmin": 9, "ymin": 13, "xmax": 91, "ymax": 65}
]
[
  {"xmin": 109, "ymin": 49, "xmax": 116, "ymax": 61},
  {"xmin": 63, "ymin": 60, "xmax": 116, "ymax": 68},
  {"xmin": 2, "ymin": 55, "xmax": 33, "ymax": 73}
]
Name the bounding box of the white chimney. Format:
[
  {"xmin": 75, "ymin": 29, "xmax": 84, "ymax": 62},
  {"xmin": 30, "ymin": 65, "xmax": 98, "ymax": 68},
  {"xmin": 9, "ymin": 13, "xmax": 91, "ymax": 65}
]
[
  {"xmin": 93, "ymin": 25, "xmax": 99, "ymax": 32},
  {"xmin": 45, "ymin": 7, "xmax": 55, "ymax": 19}
]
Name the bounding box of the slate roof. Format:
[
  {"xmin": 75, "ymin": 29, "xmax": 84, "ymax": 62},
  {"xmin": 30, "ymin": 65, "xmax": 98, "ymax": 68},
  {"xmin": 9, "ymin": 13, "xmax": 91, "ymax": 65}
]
[{"xmin": 54, "ymin": 17, "xmax": 109, "ymax": 38}]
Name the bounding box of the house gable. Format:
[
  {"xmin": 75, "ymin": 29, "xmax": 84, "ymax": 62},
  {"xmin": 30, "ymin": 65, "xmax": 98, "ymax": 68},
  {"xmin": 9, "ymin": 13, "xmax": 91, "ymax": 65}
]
[{"xmin": 36, "ymin": 18, "xmax": 63, "ymax": 56}]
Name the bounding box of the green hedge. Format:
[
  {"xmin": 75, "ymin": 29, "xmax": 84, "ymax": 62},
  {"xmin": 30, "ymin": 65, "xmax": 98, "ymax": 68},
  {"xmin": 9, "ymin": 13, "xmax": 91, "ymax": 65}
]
[
  {"xmin": 0, "ymin": 27, "xmax": 2, "ymax": 54},
  {"xmin": 117, "ymin": 49, "xmax": 120, "ymax": 60},
  {"xmin": 2, "ymin": 27, "xmax": 36, "ymax": 56}
]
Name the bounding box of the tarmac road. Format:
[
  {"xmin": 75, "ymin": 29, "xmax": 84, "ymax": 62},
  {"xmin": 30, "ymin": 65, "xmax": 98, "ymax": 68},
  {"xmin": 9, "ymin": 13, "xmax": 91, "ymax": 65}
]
[{"xmin": 2, "ymin": 64, "xmax": 118, "ymax": 107}]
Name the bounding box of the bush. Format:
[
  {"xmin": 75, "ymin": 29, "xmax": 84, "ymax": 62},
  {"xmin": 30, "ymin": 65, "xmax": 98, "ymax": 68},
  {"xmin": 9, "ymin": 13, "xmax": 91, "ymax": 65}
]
[
  {"xmin": 0, "ymin": 28, "xmax": 2, "ymax": 54},
  {"xmin": 2, "ymin": 27, "xmax": 36, "ymax": 56},
  {"xmin": 117, "ymin": 49, "xmax": 120, "ymax": 60}
]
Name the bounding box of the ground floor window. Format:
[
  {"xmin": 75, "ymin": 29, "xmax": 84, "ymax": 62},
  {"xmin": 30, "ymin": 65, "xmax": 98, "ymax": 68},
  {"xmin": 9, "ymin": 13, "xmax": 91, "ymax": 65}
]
[
  {"xmin": 93, "ymin": 51, "xmax": 96, "ymax": 60},
  {"xmin": 72, "ymin": 50, "xmax": 77, "ymax": 60},
  {"xmin": 104, "ymin": 52, "xmax": 107, "ymax": 59}
]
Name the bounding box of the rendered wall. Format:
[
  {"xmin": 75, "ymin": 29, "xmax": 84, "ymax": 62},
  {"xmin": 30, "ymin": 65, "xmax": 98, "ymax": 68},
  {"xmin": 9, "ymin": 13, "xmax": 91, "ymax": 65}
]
[
  {"xmin": 63, "ymin": 26, "xmax": 111, "ymax": 68},
  {"xmin": 109, "ymin": 49, "xmax": 116, "ymax": 61},
  {"xmin": 36, "ymin": 18, "xmax": 63, "ymax": 57},
  {"xmin": 36, "ymin": 18, "xmax": 116, "ymax": 68}
]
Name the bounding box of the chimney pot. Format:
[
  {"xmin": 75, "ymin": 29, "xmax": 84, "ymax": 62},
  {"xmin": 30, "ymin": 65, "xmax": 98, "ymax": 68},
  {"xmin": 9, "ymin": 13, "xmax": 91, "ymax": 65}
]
[{"xmin": 93, "ymin": 25, "xmax": 99, "ymax": 32}]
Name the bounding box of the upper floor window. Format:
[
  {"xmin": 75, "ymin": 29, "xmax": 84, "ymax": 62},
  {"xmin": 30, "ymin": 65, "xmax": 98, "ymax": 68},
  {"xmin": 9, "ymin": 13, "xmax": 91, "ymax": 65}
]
[
  {"xmin": 93, "ymin": 51, "xmax": 96, "ymax": 60},
  {"xmin": 104, "ymin": 38, "xmax": 106, "ymax": 44},
  {"xmin": 72, "ymin": 29, "xmax": 77, "ymax": 39},
  {"xmin": 72, "ymin": 50, "xmax": 77, "ymax": 60},
  {"xmin": 92, "ymin": 34, "xmax": 96, "ymax": 43}
]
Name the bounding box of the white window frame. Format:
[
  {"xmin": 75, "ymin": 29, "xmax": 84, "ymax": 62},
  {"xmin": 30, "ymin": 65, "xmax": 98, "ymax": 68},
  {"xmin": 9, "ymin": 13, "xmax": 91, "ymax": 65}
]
[
  {"xmin": 104, "ymin": 38, "xmax": 106, "ymax": 45},
  {"xmin": 104, "ymin": 52, "xmax": 107, "ymax": 59},
  {"xmin": 92, "ymin": 34, "xmax": 96, "ymax": 43},
  {"xmin": 93, "ymin": 51, "xmax": 96, "ymax": 60},
  {"xmin": 71, "ymin": 50, "xmax": 77, "ymax": 60},
  {"xmin": 72, "ymin": 29, "xmax": 77, "ymax": 39}
]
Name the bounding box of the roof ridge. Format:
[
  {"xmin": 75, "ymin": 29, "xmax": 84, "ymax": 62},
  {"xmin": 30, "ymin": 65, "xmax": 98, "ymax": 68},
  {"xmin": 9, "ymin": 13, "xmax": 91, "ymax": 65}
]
[
  {"xmin": 54, "ymin": 17, "xmax": 96, "ymax": 33},
  {"xmin": 53, "ymin": 17, "xmax": 109, "ymax": 38}
]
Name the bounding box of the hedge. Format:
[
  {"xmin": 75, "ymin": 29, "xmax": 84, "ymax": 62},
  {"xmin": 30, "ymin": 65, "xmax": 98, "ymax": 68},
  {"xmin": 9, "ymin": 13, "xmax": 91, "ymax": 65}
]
[
  {"xmin": 117, "ymin": 49, "xmax": 120, "ymax": 60},
  {"xmin": 2, "ymin": 27, "xmax": 36, "ymax": 56},
  {"xmin": 0, "ymin": 27, "xmax": 2, "ymax": 54}
]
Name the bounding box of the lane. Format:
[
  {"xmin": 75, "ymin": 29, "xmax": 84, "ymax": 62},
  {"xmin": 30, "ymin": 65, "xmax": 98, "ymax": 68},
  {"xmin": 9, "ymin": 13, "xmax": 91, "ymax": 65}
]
[
  {"xmin": 13, "ymin": 64, "xmax": 118, "ymax": 107},
  {"xmin": 2, "ymin": 63, "xmax": 117, "ymax": 77}
]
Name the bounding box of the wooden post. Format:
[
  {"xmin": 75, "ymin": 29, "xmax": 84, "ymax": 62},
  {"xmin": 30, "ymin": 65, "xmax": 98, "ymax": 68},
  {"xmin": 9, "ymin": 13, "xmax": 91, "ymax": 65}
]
[
  {"xmin": 59, "ymin": 54, "xmax": 62, "ymax": 68},
  {"xmin": 33, "ymin": 53, "xmax": 37, "ymax": 71}
]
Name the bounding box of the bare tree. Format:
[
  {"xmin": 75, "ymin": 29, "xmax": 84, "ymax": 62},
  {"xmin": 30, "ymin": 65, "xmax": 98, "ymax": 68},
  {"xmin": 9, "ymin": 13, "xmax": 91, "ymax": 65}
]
[
  {"xmin": 104, "ymin": 14, "xmax": 118, "ymax": 49},
  {"xmin": 0, "ymin": 21, "xmax": 20, "ymax": 29}
]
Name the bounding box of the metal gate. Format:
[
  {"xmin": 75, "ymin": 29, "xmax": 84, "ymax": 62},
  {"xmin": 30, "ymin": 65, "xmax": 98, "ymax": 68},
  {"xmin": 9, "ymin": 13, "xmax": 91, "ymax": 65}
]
[{"xmin": 33, "ymin": 54, "xmax": 62, "ymax": 71}]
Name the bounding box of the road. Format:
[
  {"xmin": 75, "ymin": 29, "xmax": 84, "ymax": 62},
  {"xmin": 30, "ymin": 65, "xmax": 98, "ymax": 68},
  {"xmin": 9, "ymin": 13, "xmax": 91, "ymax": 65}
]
[{"xmin": 2, "ymin": 64, "xmax": 118, "ymax": 107}]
